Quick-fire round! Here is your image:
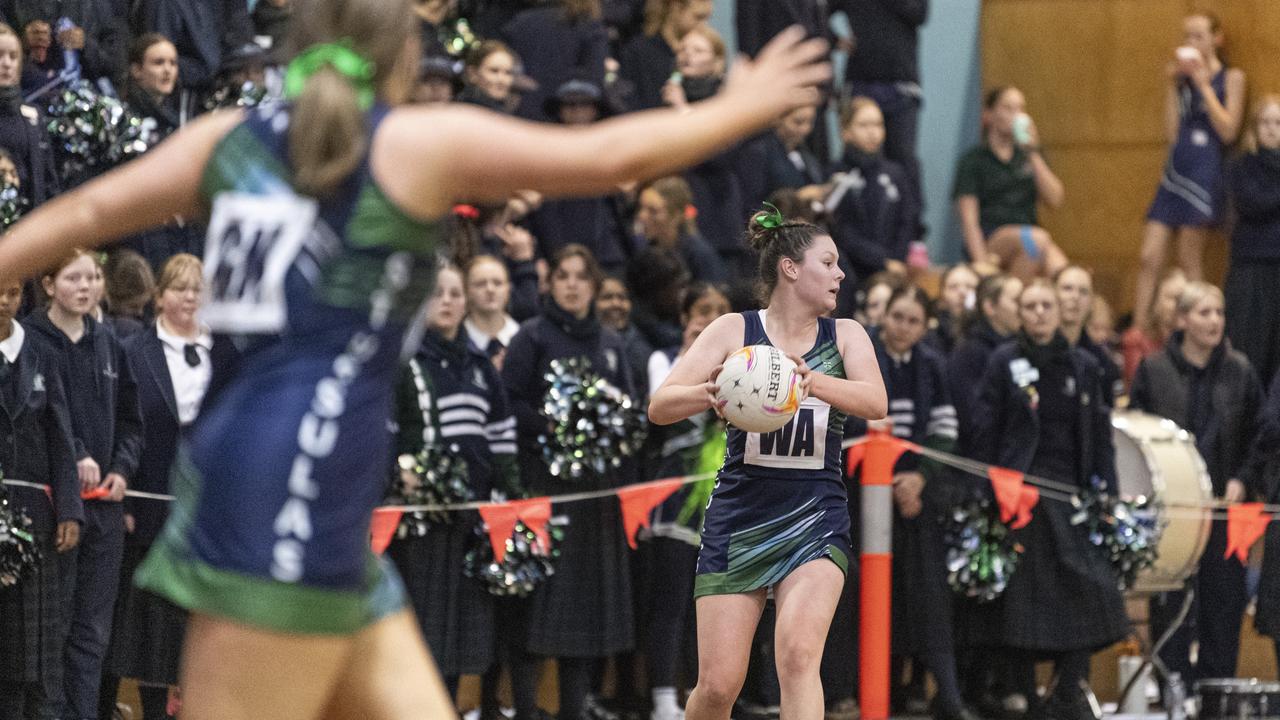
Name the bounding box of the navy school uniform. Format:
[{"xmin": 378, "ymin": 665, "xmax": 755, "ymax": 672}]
[
  {"xmin": 828, "ymin": 150, "xmax": 916, "ymax": 316},
  {"xmin": 740, "ymin": 130, "xmax": 827, "ymax": 211},
  {"xmin": 502, "ymin": 6, "xmax": 608, "ymax": 123},
  {"xmin": 24, "ymin": 311, "xmax": 143, "ymax": 718},
  {"xmin": 0, "ymin": 321, "xmax": 81, "ymax": 716},
  {"xmin": 500, "ymin": 299, "xmax": 635, "ymax": 657},
  {"xmin": 387, "ymin": 329, "xmax": 517, "ymax": 677},
  {"xmin": 947, "ymin": 319, "xmax": 1011, "ymax": 458},
  {"xmin": 0, "ymin": 98, "xmax": 60, "ymax": 205},
  {"xmin": 687, "ymin": 142, "xmax": 753, "ymax": 280},
  {"xmin": 971, "ymin": 335, "xmax": 1128, "ymax": 653},
  {"xmin": 618, "ymin": 33, "xmax": 674, "ymax": 112},
  {"xmin": 528, "ymin": 196, "xmax": 632, "ymax": 278}
]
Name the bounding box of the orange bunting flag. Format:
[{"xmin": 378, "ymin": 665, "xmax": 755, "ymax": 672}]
[
  {"xmin": 988, "ymin": 467, "xmax": 1039, "ymax": 529},
  {"xmin": 845, "ymin": 443, "xmax": 866, "ymax": 478},
  {"xmin": 618, "ymin": 479, "xmax": 683, "ymax": 549},
  {"xmin": 369, "ymin": 508, "xmax": 403, "ymax": 555},
  {"xmin": 479, "ymin": 497, "xmax": 553, "ymax": 563},
  {"xmin": 1225, "ymin": 503, "xmax": 1271, "ymax": 563},
  {"xmin": 81, "ymin": 486, "xmax": 110, "ymax": 501}
]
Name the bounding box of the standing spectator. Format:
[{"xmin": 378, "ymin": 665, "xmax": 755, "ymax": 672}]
[
  {"xmin": 634, "ymin": 175, "xmax": 724, "ymax": 284},
  {"xmin": 26, "ymin": 249, "xmax": 142, "ymax": 720},
  {"xmin": 105, "ymin": 254, "xmax": 213, "ymax": 720},
  {"xmin": 101, "ymin": 248, "xmax": 154, "ymax": 339},
  {"xmin": 1132, "ymin": 12, "xmax": 1246, "ymax": 330},
  {"xmin": 1120, "ymin": 268, "xmax": 1186, "ymax": 389},
  {"xmin": 856, "ymin": 270, "xmax": 904, "ymax": 330},
  {"xmin": 3, "ymin": 0, "xmax": 129, "ymax": 88},
  {"xmin": 415, "ymin": 0, "xmax": 454, "ymax": 60},
  {"xmin": 1054, "ymin": 265, "xmax": 1122, "ymax": 405},
  {"xmin": 627, "ymin": 244, "xmax": 689, "ymax": 350},
  {"xmin": 972, "ymin": 279, "xmax": 1128, "ymax": 720},
  {"xmin": 0, "ymin": 278, "xmax": 81, "ymax": 720},
  {"xmin": 1225, "ymin": 94, "xmax": 1280, "ymax": 387},
  {"xmin": 0, "ymin": 23, "xmax": 58, "ymax": 205},
  {"xmin": 618, "ymin": 0, "xmax": 710, "ymax": 111},
  {"xmin": 143, "ymin": 0, "xmax": 252, "ymax": 109},
  {"xmin": 953, "ymin": 86, "xmax": 1067, "ymax": 281},
  {"xmin": 640, "ymin": 280, "xmax": 731, "ymax": 720},
  {"xmin": 250, "ymin": 0, "xmax": 291, "ymax": 62},
  {"xmin": 839, "ymin": 0, "xmax": 927, "ymax": 215},
  {"xmin": 501, "ymin": 245, "xmax": 635, "ymax": 720},
  {"xmin": 948, "ymin": 273, "xmax": 1020, "ymax": 457},
  {"xmin": 457, "ymin": 39, "xmax": 518, "ymax": 113},
  {"xmin": 462, "ymin": 254, "xmax": 524, "ymax": 369},
  {"xmin": 1130, "ymin": 281, "xmax": 1263, "ymax": 687},
  {"xmin": 597, "ymin": 275, "xmax": 653, "ymax": 400},
  {"xmin": 663, "ymin": 26, "xmax": 751, "ymax": 278},
  {"xmin": 735, "ymin": 0, "xmax": 827, "ymax": 58},
  {"xmin": 503, "ymin": 0, "xmax": 608, "ymax": 123},
  {"xmin": 387, "ymin": 262, "xmax": 515, "ymax": 706},
  {"xmin": 828, "ymin": 96, "xmax": 916, "ymax": 315},
  {"xmin": 414, "ymin": 55, "xmax": 461, "ymax": 104},
  {"xmin": 528, "ymin": 79, "xmax": 633, "ymax": 276},
  {"xmin": 18, "ymin": 19, "xmax": 55, "ymax": 96}
]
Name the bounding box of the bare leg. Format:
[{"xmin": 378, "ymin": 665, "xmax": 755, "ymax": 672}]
[
  {"xmin": 684, "ymin": 589, "xmax": 768, "ymax": 720},
  {"xmin": 326, "ymin": 609, "xmax": 457, "ymax": 719},
  {"xmin": 1177, "ymin": 226, "xmax": 1207, "ymax": 281},
  {"xmin": 177, "ymin": 613, "xmax": 351, "ymax": 720},
  {"xmin": 1133, "ymin": 221, "xmax": 1173, "ymax": 330},
  {"xmin": 774, "ymin": 560, "xmax": 845, "ymax": 720}
]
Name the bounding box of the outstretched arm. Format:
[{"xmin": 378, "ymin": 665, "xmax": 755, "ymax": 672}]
[
  {"xmin": 375, "ymin": 28, "xmax": 831, "ymax": 218},
  {"xmin": 0, "ymin": 111, "xmax": 242, "ymax": 285}
]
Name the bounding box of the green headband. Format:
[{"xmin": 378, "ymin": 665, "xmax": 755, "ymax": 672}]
[
  {"xmin": 757, "ymin": 202, "xmax": 785, "ymax": 229},
  {"xmin": 284, "ymin": 39, "xmax": 377, "ymax": 110}
]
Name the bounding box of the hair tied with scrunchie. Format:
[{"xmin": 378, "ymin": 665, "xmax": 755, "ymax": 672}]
[
  {"xmin": 756, "ymin": 202, "xmax": 784, "ymax": 229},
  {"xmin": 452, "ymin": 204, "xmax": 481, "ymax": 220},
  {"xmin": 284, "ymin": 39, "xmax": 377, "ymax": 110}
]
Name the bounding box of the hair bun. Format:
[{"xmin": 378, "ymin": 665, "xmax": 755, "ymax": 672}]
[{"xmin": 746, "ymin": 206, "xmax": 786, "ymax": 253}]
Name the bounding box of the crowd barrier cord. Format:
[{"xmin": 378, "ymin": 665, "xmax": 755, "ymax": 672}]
[{"xmin": 7, "ymin": 433, "xmax": 1280, "ymax": 719}]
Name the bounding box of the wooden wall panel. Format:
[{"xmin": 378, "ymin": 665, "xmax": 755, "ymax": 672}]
[{"xmin": 981, "ymin": 0, "xmax": 1280, "ymax": 313}]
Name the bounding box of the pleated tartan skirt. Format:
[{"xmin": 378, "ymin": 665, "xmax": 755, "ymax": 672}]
[
  {"xmin": 0, "ymin": 534, "xmax": 63, "ymax": 684},
  {"xmin": 108, "ymin": 543, "xmax": 186, "ymax": 685}
]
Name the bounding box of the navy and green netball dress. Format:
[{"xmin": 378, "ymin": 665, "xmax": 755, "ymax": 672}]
[
  {"xmin": 134, "ymin": 103, "xmax": 442, "ymax": 634},
  {"xmin": 694, "ymin": 310, "xmax": 851, "ymax": 598}
]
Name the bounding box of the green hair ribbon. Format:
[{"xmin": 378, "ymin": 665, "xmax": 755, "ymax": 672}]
[
  {"xmin": 284, "ymin": 39, "xmax": 377, "ymax": 110},
  {"xmin": 757, "ymin": 202, "xmax": 785, "ymax": 229}
]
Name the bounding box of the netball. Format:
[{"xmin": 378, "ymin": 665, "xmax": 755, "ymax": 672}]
[{"xmin": 715, "ymin": 344, "xmax": 802, "ymax": 433}]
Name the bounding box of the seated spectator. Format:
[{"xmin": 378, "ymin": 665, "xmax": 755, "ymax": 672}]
[
  {"xmin": 953, "ymin": 86, "xmax": 1067, "ymax": 281},
  {"xmin": 0, "ymin": 23, "xmax": 58, "ymax": 205},
  {"xmin": 1225, "ymin": 94, "xmax": 1280, "ymax": 387},
  {"xmin": 634, "ymin": 176, "xmax": 724, "ymax": 283},
  {"xmin": 144, "ymin": 0, "xmax": 252, "ymax": 106},
  {"xmin": 414, "ymin": 55, "xmax": 461, "ymax": 104},
  {"xmin": 828, "ymin": 96, "xmax": 916, "ymax": 315},
  {"xmin": 742, "ymin": 103, "xmax": 826, "ymax": 210},
  {"xmin": 1121, "ymin": 268, "xmax": 1186, "ymax": 389},
  {"xmin": 527, "ymin": 80, "xmax": 633, "ymax": 276},
  {"xmin": 457, "ymin": 39, "xmax": 518, "ymax": 113},
  {"xmin": 18, "ymin": 19, "xmax": 54, "ymax": 96},
  {"xmin": 927, "ymin": 263, "xmax": 979, "ymax": 354},
  {"xmin": 503, "ymin": 0, "xmax": 607, "ymax": 122},
  {"xmin": 618, "ymin": 0, "xmax": 710, "ymax": 111},
  {"xmin": 856, "ymin": 270, "xmax": 905, "ymax": 330}
]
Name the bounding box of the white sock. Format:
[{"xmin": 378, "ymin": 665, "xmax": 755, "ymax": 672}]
[{"xmin": 653, "ymin": 687, "xmax": 679, "ymax": 714}]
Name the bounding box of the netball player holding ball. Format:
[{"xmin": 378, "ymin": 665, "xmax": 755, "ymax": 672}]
[{"xmin": 649, "ymin": 206, "xmax": 887, "ymax": 720}]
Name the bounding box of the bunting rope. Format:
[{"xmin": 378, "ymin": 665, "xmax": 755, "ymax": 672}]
[{"xmin": 0, "ymin": 434, "xmax": 1268, "ymax": 518}]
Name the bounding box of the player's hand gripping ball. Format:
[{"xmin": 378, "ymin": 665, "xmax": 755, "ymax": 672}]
[{"xmin": 714, "ymin": 345, "xmax": 801, "ymax": 433}]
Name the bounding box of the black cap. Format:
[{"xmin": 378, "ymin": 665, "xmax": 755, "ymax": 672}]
[{"xmin": 543, "ymin": 78, "xmax": 608, "ymax": 120}]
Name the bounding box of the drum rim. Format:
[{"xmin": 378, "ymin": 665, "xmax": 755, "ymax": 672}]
[
  {"xmin": 1112, "ymin": 410, "xmax": 1215, "ymax": 594},
  {"xmin": 1195, "ymin": 678, "xmax": 1280, "ymax": 692}
]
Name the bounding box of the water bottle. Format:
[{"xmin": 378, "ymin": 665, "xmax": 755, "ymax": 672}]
[
  {"xmin": 1166, "ymin": 672, "xmax": 1187, "ymax": 720},
  {"xmin": 56, "ymin": 17, "xmax": 80, "ymax": 80}
]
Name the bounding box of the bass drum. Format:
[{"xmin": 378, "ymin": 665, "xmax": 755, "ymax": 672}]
[{"xmin": 1112, "ymin": 410, "xmax": 1213, "ymax": 594}]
